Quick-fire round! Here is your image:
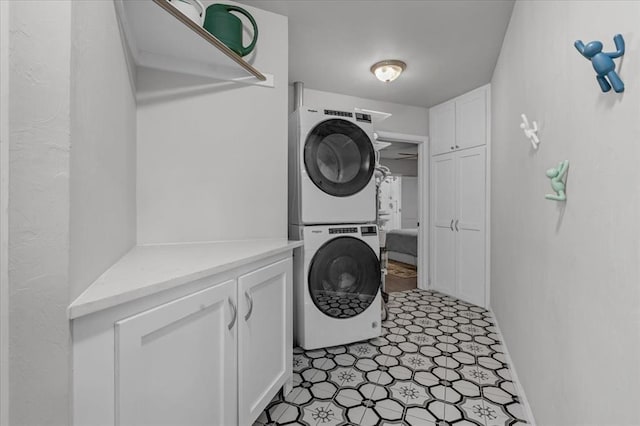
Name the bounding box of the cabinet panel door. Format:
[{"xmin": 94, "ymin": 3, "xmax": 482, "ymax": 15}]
[
  {"xmin": 431, "ymin": 153, "xmax": 456, "ymax": 295},
  {"xmin": 432, "ymin": 226, "xmax": 456, "ymax": 296},
  {"xmin": 455, "ymin": 87, "xmax": 486, "ymax": 151},
  {"xmin": 116, "ymin": 280, "xmax": 237, "ymax": 426},
  {"xmin": 429, "ymin": 101, "xmax": 456, "ymax": 156},
  {"xmin": 238, "ymin": 258, "xmax": 292, "ymax": 426},
  {"xmin": 456, "ymin": 146, "xmax": 486, "ymax": 306}
]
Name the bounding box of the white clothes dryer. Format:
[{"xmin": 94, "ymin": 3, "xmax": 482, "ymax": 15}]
[
  {"xmin": 290, "ymin": 224, "xmax": 382, "ymax": 350},
  {"xmin": 288, "ymin": 107, "xmax": 377, "ymax": 225}
]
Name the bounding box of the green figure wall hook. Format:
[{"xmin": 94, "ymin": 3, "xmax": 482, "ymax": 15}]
[{"xmin": 545, "ymin": 160, "xmax": 569, "ymax": 201}]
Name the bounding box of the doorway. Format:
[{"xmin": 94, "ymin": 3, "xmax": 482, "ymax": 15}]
[{"xmin": 374, "ymin": 131, "xmax": 428, "ymax": 293}]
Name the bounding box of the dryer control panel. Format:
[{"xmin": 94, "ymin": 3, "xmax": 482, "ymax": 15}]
[
  {"xmin": 322, "ymin": 109, "xmax": 372, "ymax": 123},
  {"xmin": 324, "ymin": 109, "xmax": 352, "ymax": 118}
]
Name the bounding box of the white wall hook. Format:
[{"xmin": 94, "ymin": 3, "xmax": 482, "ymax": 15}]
[{"xmin": 520, "ymin": 113, "xmax": 540, "ymax": 149}]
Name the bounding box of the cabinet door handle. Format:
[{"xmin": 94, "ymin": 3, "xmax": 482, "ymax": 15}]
[
  {"xmin": 454, "ymin": 219, "xmax": 459, "ymax": 232},
  {"xmin": 450, "ymin": 146, "xmax": 454, "ymax": 150},
  {"xmin": 455, "ymin": 145, "xmax": 460, "ymax": 149},
  {"xmin": 228, "ymin": 298, "xmax": 237, "ymax": 330},
  {"xmin": 449, "ymin": 219, "xmax": 454, "ymax": 231},
  {"xmin": 244, "ymin": 291, "xmax": 254, "ymax": 321}
]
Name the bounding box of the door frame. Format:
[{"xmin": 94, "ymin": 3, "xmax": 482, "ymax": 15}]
[
  {"xmin": 1, "ymin": 0, "xmax": 10, "ymax": 422},
  {"xmin": 374, "ymin": 131, "xmax": 429, "ymax": 290}
]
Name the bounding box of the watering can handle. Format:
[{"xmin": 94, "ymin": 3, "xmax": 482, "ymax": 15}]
[{"xmin": 224, "ymin": 4, "xmax": 258, "ymax": 56}]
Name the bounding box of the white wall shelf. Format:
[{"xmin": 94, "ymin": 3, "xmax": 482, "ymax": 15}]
[{"xmin": 114, "ymin": 0, "xmax": 274, "ymax": 87}]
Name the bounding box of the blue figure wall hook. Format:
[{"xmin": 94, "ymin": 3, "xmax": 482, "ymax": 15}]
[
  {"xmin": 575, "ymin": 34, "xmax": 625, "ymax": 93},
  {"xmin": 545, "ymin": 160, "xmax": 569, "ymax": 201}
]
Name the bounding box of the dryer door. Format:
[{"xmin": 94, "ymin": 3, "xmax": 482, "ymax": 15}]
[
  {"xmin": 304, "ymin": 119, "xmax": 375, "ymax": 197},
  {"xmin": 308, "ymin": 236, "xmax": 380, "ymax": 319}
]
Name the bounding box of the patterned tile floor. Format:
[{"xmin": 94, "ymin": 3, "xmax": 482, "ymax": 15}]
[{"xmin": 255, "ymin": 289, "xmax": 528, "ymax": 426}]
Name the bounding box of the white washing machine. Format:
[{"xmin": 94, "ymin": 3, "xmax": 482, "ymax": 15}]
[
  {"xmin": 288, "ymin": 107, "xmax": 377, "ymax": 225},
  {"xmin": 290, "ymin": 224, "xmax": 382, "ymax": 350}
]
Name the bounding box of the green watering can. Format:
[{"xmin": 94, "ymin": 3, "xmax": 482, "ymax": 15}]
[{"xmin": 203, "ymin": 4, "xmax": 258, "ymax": 57}]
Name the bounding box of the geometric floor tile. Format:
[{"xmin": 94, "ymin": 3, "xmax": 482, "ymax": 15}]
[{"xmin": 255, "ymin": 289, "xmax": 528, "ymax": 426}]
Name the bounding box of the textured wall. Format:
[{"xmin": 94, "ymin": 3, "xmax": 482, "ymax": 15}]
[
  {"xmin": 69, "ymin": 1, "xmax": 137, "ymax": 300},
  {"xmin": 8, "ymin": 1, "xmax": 137, "ymax": 422},
  {"xmin": 136, "ymin": 2, "xmax": 288, "ymax": 244},
  {"xmin": 491, "ymin": 1, "xmax": 640, "ymax": 424},
  {"xmin": 0, "ymin": 1, "xmax": 9, "ymax": 422},
  {"xmin": 9, "ymin": 1, "xmax": 72, "ymax": 424}
]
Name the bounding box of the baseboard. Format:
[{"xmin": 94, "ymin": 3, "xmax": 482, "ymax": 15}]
[{"xmin": 488, "ymin": 308, "xmax": 537, "ymax": 425}]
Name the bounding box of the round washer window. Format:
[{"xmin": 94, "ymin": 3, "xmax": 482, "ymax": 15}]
[
  {"xmin": 304, "ymin": 119, "xmax": 375, "ymax": 197},
  {"xmin": 308, "ymin": 236, "xmax": 380, "ymax": 319}
]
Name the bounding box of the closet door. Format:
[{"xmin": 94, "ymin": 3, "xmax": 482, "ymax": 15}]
[
  {"xmin": 455, "ymin": 146, "xmax": 486, "ymax": 306},
  {"xmin": 429, "ymin": 101, "xmax": 456, "ymax": 156},
  {"xmin": 455, "ymin": 87, "xmax": 487, "ymax": 151},
  {"xmin": 431, "ymin": 153, "xmax": 456, "ymax": 295}
]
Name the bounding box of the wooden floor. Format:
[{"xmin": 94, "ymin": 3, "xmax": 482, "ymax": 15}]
[{"xmin": 384, "ymin": 261, "xmax": 417, "ymax": 293}]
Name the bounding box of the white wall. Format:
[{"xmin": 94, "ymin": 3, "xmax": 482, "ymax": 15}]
[
  {"xmin": 294, "ymin": 87, "xmax": 428, "ymax": 136},
  {"xmin": 137, "ymin": 2, "xmax": 288, "ymax": 244},
  {"xmin": 9, "ymin": 2, "xmax": 72, "ymax": 424},
  {"xmin": 491, "ymin": 1, "xmax": 640, "ymax": 424},
  {"xmin": 380, "ymin": 158, "xmax": 418, "ymax": 177},
  {"xmin": 69, "ymin": 1, "xmax": 137, "ymax": 300}
]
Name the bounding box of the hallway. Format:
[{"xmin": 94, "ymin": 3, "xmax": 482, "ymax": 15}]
[{"xmin": 385, "ymin": 260, "xmax": 418, "ymax": 293}]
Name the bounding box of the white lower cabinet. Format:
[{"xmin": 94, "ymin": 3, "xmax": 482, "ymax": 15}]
[
  {"xmin": 116, "ymin": 281, "xmax": 237, "ymax": 426},
  {"xmin": 238, "ymin": 259, "xmax": 292, "ymax": 425},
  {"xmin": 72, "ymin": 254, "xmax": 293, "ymax": 426}
]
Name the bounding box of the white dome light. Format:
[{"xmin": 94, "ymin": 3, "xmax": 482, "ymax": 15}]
[{"xmin": 370, "ymin": 60, "xmax": 406, "ymax": 82}]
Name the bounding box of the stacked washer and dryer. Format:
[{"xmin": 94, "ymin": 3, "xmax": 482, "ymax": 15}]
[{"xmin": 288, "ymin": 103, "xmax": 382, "ymax": 350}]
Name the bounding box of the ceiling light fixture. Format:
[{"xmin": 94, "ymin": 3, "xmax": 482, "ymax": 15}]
[{"xmin": 370, "ymin": 60, "xmax": 406, "ymax": 83}]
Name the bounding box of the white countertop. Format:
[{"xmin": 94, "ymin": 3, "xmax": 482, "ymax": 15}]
[{"xmin": 68, "ymin": 239, "xmax": 302, "ymax": 319}]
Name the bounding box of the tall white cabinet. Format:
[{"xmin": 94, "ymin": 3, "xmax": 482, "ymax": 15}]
[{"xmin": 430, "ymin": 85, "xmax": 489, "ymax": 307}]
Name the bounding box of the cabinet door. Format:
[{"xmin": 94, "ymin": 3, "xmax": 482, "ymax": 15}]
[
  {"xmin": 455, "ymin": 87, "xmax": 487, "ymax": 151},
  {"xmin": 238, "ymin": 258, "xmax": 292, "ymax": 426},
  {"xmin": 116, "ymin": 280, "xmax": 237, "ymax": 426},
  {"xmin": 431, "ymin": 153, "xmax": 456, "ymax": 296},
  {"xmin": 456, "ymin": 146, "xmax": 486, "ymax": 306},
  {"xmin": 429, "ymin": 101, "xmax": 456, "ymax": 156}
]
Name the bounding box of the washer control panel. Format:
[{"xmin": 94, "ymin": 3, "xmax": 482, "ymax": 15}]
[
  {"xmin": 360, "ymin": 225, "xmax": 378, "ymax": 236},
  {"xmin": 329, "ymin": 227, "xmax": 358, "ymax": 234},
  {"xmin": 355, "ymin": 112, "xmax": 372, "ymax": 123}
]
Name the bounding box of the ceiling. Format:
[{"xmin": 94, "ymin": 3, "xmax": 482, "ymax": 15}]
[
  {"xmin": 379, "ymin": 141, "xmax": 418, "ymax": 160},
  {"xmin": 238, "ymin": 0, "xmax": 515, "ymax": 108}
]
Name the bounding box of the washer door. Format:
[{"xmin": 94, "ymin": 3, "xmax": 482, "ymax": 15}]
[
  {"xmin": 308, "ymin": 236, "xmax": 380, "ymax": 319},
  {"xmin": 304, "ymin": 119, "xmax": 375, "ymax": 197}
]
